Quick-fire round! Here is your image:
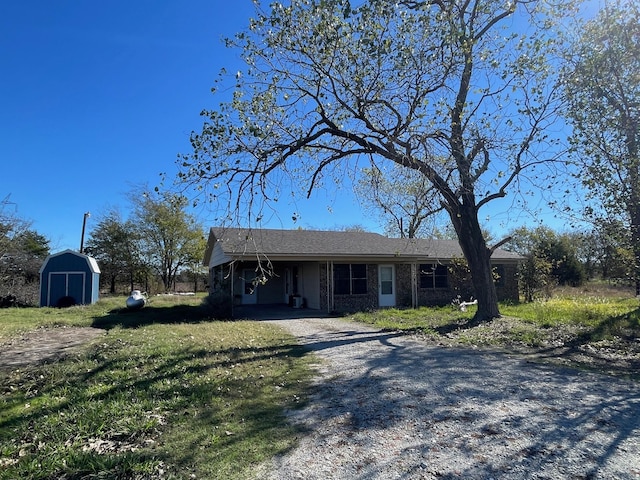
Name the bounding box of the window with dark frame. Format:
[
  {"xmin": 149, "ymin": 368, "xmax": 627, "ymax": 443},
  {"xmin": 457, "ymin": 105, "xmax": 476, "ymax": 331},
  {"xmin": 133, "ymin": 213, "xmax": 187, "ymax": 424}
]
[
  {"xmin": 419, "ymin": 263, "xmax": 448, "ymax": 289},
  {"xmin": 333, "ymin": 264, "xmax": 368, "ymax": 295},
  {"xmin": 334, "ymin": 264, "xmax": 351, "ymax": 294},
  {"xmin": 351, "ymin": 264, "xmax": 367, "ymax": 294}
]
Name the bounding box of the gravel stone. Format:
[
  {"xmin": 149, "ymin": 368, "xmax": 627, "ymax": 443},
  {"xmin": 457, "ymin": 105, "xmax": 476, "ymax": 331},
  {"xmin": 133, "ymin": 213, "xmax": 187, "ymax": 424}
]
[{"xmin": 259, "ymin": 316, "xmax": 640, "ymax": 480}]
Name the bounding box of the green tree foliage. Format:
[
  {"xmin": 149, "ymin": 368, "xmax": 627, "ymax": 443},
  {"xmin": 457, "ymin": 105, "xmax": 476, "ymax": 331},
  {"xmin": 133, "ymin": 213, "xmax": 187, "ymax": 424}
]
[
  {"xmin": 11, "ymin": 230, "xmax": 50, "ymax": 284},
  {"xmin": 563, "ymin": 1, "xmax": 640, "ymax": 293},
  {"xmin": 179, "ymin": 0, "xmax": 570, "ymax": 322},
  {"xmin": 506, "ymin": 227, "xmax": 553, "ymax": 302},
  {"xmin": 575, "ymin": 221, "xmax": 634, "ymax": 284},
  {"xmin": 0, "ymin": 196, "xmax": 50, "ymax": 306},
  {"xmin": 519, "ymin": 253, "xmax": 553, "ymax": 303},
  {"xmin": 596, "ymin": 221, "xmax": 635, "ymax": 283},
  {"xmin": 84, "ymin": 210, "xmax": 143, "ymax": 294},
  {"xmin": 507, "ymin": 226, "xmax": 585, "ymax": 300},
  {"xmin": 15, "ymin": 230, "xmax": 49, "ymax": 258},
  {"xmin": 132, "ymin": 191, "xmax": 205, "ymax": 293},
  {"xmin": 181, "ymin": 234, "xmax": 209, "ymax": 293},
  {"xmin": 85, "ymin": 191, "xmax": 206, "ymax": 295},
  {"xmin": 570, "ymin": 230, "xmax": 601, "ymax": 281},
  {"xmin": 537, "ymin": 231, "xmax": 585, "ymax": 287}
]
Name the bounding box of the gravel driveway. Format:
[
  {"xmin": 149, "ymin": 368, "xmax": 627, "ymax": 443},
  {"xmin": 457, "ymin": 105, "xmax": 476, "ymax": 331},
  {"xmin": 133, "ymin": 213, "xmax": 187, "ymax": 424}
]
[{"xmin": 257, "ymin": 315, "xmax": 640, "ymax": 480}]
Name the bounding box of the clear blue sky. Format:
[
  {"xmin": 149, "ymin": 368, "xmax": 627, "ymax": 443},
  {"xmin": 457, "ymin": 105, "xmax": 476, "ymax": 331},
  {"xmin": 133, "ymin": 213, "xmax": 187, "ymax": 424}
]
[
  {"xmin": 1, "ymin": 1, "xmax": 569, "ymax": 253},
  {"xmin": 0, "ymin": 0, "xmax": 388, "ymax": 251}
]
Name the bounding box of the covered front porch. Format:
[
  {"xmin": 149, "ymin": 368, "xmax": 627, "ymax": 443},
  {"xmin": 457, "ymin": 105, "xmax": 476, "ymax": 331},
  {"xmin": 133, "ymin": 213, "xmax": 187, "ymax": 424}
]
[
  {"xmin": 210, "ymin": 261, "xmax": 322, "ymax": 310},
  {"xmin": 210, "ymin": 260, "xmax": 412, "ymax": 315}
]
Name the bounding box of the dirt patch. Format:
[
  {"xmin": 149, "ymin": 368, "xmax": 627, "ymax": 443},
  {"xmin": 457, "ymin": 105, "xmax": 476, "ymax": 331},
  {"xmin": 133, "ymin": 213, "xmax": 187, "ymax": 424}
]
[{"xmin": 0, "ymin": 326, "xmax": 105, "ymax": 370}]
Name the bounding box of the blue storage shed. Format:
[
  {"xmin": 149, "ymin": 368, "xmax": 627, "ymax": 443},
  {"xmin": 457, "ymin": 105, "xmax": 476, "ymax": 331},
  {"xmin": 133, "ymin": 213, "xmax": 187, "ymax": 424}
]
[{"xmin": 39, "ymin": 250, "xmax": 101, "ymax": 307}]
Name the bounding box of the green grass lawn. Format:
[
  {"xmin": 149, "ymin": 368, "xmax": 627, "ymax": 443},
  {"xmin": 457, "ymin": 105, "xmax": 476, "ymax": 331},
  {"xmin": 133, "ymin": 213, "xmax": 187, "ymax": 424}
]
[
  {"xmin": 349, "ymin": 288, "xmax": 640, "ymax": 356},
  {"xmin": 1, "ymin": 288, "xmax": 639, "ymax": 478},
  {"xmin": 0, "ymin": 295, "xmax": 314, "ymax": 479}
]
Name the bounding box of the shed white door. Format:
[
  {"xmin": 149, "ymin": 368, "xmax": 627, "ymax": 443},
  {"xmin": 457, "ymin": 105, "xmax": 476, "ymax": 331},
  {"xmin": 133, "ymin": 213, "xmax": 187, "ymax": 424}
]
[{"xmin": 378, "ymin": 265, "xmax": 396, "ymax": 307}]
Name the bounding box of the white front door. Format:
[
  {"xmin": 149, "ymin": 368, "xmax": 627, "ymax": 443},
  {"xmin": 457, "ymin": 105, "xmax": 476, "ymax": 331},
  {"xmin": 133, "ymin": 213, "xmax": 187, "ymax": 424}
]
[
  {"xmin": 378, "ymin": 265, "xmax": 395, "ymax": 307},
  {"xmin": 242, "ymin": 269, "xmax": 258, "ymax": 304}
]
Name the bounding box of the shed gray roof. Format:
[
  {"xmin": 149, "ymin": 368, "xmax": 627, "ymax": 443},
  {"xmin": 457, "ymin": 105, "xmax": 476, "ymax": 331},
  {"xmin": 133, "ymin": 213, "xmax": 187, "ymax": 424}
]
[{"xmin": 204, "ymin": 228, "xmax": 522, "ymax": 266}]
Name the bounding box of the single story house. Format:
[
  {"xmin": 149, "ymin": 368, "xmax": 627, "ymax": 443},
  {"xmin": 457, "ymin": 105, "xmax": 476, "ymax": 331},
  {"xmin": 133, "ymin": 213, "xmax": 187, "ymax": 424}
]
[{"xmin": 204, "ymin": 227, "xmax": 522, "ymax": 314}]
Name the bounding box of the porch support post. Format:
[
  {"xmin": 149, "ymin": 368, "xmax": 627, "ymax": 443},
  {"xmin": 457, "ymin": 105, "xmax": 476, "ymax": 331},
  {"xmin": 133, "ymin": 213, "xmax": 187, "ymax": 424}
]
[
  {"xmin": 411, "ymin": 263, "xmax": 417, "ymax": 309},
  {"xmin": 326, "ymin": 261, "xmax": 333, "ymax": 314},
  {"xmin": 230, "ymin": 262, "xmax": 235, "ymax": 318},
  {"xmin": 326, "ymin": 261, "xmax": 330, "ymax": 314}
]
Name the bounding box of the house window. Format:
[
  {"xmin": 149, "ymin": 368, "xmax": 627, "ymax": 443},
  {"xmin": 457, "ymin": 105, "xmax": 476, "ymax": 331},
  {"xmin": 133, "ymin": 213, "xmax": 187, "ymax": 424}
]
[
  {"xmin": 334, "ymin": 264, "xmax": 367, "ymax": 295},
  {"xmin": 419, "ymin": 264, "xmax": 448, "ymax": 289},
  {"xmin": 211, "ymin": 265, "xmax": 227, "ymax": 291}
]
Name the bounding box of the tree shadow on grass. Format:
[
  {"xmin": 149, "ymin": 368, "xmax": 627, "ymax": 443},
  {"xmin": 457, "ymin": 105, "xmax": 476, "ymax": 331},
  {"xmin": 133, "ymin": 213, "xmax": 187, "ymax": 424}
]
[
  {"xmin": 384, "ymin": 315, "xmax": 477, "ymax": 337},
  {"xmin": 0, "ymin": 329, "xmax": 310, "ymax": 479},
  {"xmin": 515, "ymin": 307, "xmax": 640, "ymax": 379},
  {"xmin": 91, "ymin": 302, "xmax": 216, "ymax": 330},
  {"xmin": 431, "ymin": 316, "xmax": 479, "ymax": 335},
  {"xmin": 582, "ymin": 307, "xmax": 640, "ymax": 343},
  {"xmin": 376, "ymin": 307, "xmax": 640, "ymax": 379}
]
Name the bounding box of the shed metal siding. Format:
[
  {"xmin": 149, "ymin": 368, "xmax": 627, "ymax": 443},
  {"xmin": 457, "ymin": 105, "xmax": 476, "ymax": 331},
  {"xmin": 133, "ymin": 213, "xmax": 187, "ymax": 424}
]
[{"xmin": 39, "ymin": 250, "xmax": 100, "ymax": 307}]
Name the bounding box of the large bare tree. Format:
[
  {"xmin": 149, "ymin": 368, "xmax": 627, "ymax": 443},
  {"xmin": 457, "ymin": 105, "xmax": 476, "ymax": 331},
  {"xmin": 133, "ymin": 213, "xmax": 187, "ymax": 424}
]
[
  {"xmin": 179, "ymin": 0, "xmax": 569, "ymax": 322},
  {"xmin": 355, "ymin": 163, "xmax": 445, "ymax": 238}
]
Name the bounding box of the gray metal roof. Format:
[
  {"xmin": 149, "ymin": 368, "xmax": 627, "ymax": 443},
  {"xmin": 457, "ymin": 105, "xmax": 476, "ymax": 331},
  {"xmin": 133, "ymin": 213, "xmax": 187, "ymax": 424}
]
[{"xmin": 204, "ymin": 228, "xmax": 522, "ymax": 265}]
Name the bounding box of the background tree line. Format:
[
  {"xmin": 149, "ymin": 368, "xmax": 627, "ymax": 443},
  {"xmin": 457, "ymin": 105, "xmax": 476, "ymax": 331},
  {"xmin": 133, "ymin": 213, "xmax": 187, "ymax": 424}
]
[
  {"xmin": 83, "ymin": 189, "xmax": 207, "ymax": 296},
  {"xmin": 505, "ymin": 222, "xmax": 634, "ymax": 302},
  {"xmin": 0, "ymin": 195, "xmax": 50, "ymax": 306},
  {"xmin": 0, "ymin": 189, "xmax": 207, "ymax": 306},
  {"xmin": 0, "ymin": 194, "xmax": 634, "ymax": 307}
]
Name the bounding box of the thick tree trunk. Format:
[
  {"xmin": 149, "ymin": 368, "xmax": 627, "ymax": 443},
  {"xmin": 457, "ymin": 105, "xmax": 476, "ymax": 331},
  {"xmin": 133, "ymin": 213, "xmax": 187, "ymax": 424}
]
[{"xmin": 449, "ymin": 202, "xmax": 501, "ymax": 323}]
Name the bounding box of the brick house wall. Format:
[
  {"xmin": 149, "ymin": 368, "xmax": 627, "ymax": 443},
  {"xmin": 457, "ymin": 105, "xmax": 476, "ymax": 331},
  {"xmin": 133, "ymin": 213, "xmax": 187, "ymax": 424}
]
[
  {"xmin": 395, "ymin": 263, "xmax": 414, "ymax": 307},
  {"xmin": 222, "ymin": 259, "xmax": 519, "ymax": 313},
  {"xmin": 495, "ymin": 263, "xmax": 519, "ymax": 302},
  {"xmin": 321, "ymin": 264, "xmax": 380, "ymax": 312},
  {"xmin": 319, "ymin": 261, "xmax": 520, "ymax": 313}
]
